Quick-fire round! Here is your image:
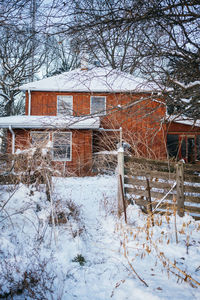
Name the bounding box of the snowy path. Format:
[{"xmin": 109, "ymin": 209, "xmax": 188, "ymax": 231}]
[{"xmin": 53, "ymin": 176, "xmax": 125, "ymax": 299}]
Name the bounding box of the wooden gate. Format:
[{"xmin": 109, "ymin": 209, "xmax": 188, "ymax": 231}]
[{"xmin": 118, "ymin": 153, "xmax": 200, "ymax": 220}]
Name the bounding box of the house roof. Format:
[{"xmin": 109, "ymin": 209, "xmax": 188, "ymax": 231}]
[
  {"xmin": 19, "ymin": 66, "xmax": 161, "ymax": 93},
  {"xmin": 166, "ymin": 115, "xmax": 200, "ymax": 127},
  {"xmin": 0, "ymin": 116, "xmax": 100, "ymax": 129}
]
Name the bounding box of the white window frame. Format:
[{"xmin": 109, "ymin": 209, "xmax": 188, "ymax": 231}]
[
  {"xmin": 30, "ymin": 131, "xmax": 50, "ymax": 147},
  {"xmin": 90, "ymin": 96, "xmax": 106, "ymax": 116},
  {"xmin": 52, "ymin": 132, "xmax": 72, "ymax": 161},
  {"xmin": 57, "ymin": 95, "xmax": 73, "ymax": 116}
]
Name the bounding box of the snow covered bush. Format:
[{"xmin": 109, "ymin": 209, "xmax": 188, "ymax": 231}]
[
  {"xmin": 0, "ymin": 182, "xmax": 56, "ymax": 298},
  {"xmin": 49, "ymin": 198, "xmax": 85, "ymax": 238},
  {"xmin": 13, "ymin": 140, "xmax": 57, "ymax": 203},
  {"xmin": 0, "ymin": 250, "xmax": 55, "ymax": 299}
]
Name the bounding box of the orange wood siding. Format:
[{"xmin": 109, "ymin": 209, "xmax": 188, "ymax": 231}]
[
  {"xmin": 7, "ymin": 129, "xmax": 93, "ymax": 176},
  {"xmin": 27, "ymin": 91, "xmax": 91, "ymax": 116},
  {"xmin": 167, "ymin": 121, "xmax": 200, "ymax": 134}
]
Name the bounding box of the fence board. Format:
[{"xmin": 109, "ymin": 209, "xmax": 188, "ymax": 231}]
[
  {"xmin": 135, "ymin": 199, "xmax": 175, "ymax": 209},
  {"xmin": 0, "ymin": 174, "xmax": 44, "ymax": 185},
  {"xmin": 185, "ymin": 205, "xmax": 200, "ymax": 214},
  {"xmin": 125, "ymin": 187, "xmax": 174, "ymax": 201},
  {"xmin": 124, "ymin": 156, "xmax": 200, "ymax": 173},
  {"xmin": 124, "ymin": 169, "xmax": 176, "ymax": 180},
  {"xmin": 183, "ymin": 164, "xmax": 200, "ymax": 173},
  {"xmin": 184, "ymin": 174, "xmax": 200, "ymax": 183},
  {"xmin": 0, "ymin": 154, "xmax": 14, "ymax": 161},
  {"xmin": 0, "ymin": 174, "xmax": 19, "ymax": 184},
  {"xmin": 129, "ymin": 190, "xmax": 200, "ymax": 205},
  {"xmin": 124, "ymin": 156, "xmax": 176, "ymax": 167},
  {"xmin": 185, "ymin": 196, "xmax": 200, "ymax": 203},
  {"xmin": 184, "ymin": 185, "xmax": 200, "ymax": 194},
  {"xmin": 135, "ymin": 200, "xmax": 200, "ymax": 215},
  {"xmin": 124, "ymin": 177, "xmax": 174, "ymax": 190}
]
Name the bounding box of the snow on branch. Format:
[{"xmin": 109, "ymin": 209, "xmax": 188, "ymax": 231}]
[{"xmin": 171, "ymin": 80, "xmax": 200, "ymax": 89}]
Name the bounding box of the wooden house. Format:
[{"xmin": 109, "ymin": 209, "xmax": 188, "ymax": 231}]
[{"xmin": 0, "ymin": 66, "xmax": 199, "ymax": 175}]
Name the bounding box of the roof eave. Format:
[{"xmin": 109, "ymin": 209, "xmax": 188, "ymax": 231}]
[
  {"xmin": 19, "ymin": 87, "xmax": 161, "ymax": 93},
  {"xmin": 0, "ymin": 124, "xmax": 99, "ymax": 129}
]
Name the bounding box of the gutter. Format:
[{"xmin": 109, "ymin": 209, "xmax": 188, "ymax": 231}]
[
  {"xmin": 9, "ymin": 125, "xmax": 15, "ymax": 154},
  {"xmin": 0, "ymin": 124, "xmax": 100, "ymax": 129},
  {"xmin": 28, "ymin": 89, "xmax": 31, "ymax": 116}
]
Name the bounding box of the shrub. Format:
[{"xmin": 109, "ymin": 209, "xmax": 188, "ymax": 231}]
[
  {"xmin": 72, "ymin": 254, "xmax": 86, "ymax": 266},
  {"xmin": 0, "ymin": 250, "xmax": 56, "ymax": 299}
]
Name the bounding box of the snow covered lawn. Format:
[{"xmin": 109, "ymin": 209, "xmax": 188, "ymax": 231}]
[{"xmin": 0, "ymin": 175, "xmax": 200, "ymax": 299}]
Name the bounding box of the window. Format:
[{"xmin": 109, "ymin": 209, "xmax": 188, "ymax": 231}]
[
  {"xmin": 167, "ymin": 134, "xmax": 179, "ymax": 158},
  {"xmin": 180, "ymin": 136, "xmax": 195, "ymax": 163},
  {"xmin": 57, "ymin": 95, "xmax": 73, "ymax": 115},
  {"xmin": 167, "ymin": 134, "xmax": 199, "ymax": 163},
  {"xmin": 197, "ymin": 136, "xmax": 200, "ymax": 161},
  {"xmin": 91, "ymin": 96, "xmax": 106, "ymax": 115},
  {"xmin": 30, "ymin": 132, "xmax": 50, "ymax": 147},
  {"xmin": 53, "ymin": 132, "xmax": 71, "ymax": 161}
]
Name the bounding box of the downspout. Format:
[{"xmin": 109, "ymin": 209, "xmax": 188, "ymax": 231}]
[
  {"xmin": 9, "ymin": 125, "xmax": 15, "ymax": 154},
  {"xmin": 28, "ymin": 89, "xmax": 31, "ymax": 116}
]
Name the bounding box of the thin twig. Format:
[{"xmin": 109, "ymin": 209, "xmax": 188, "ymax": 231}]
[
  {"xmin": 0, "ymin": 186, "xmax": 19, "ymax": 212},
  {"xmin": 46, "ymin": 174, "xmax": 57, "ymax": 245},
  {"xmin": 152, "ymin": 182, "xmax": 176, "ymax": 213},
  {"xmin": 126, "ymin": 256, "xmax": 149, "ymax": 287}
]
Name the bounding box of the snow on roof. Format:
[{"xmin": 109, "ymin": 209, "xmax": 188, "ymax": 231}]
[
  {"xmin": 166, "ymin": 115, "xmax": 200, "ymax": 127},
  {"xmin": 0, "ymin": 115, "xmax": 100, "ymax": 129},
  {"xmin": 19, "ymin": 66, "xmax": 161, "ymax": 93}
]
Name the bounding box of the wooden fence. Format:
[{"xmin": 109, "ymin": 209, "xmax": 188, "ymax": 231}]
[
  {"xmin": 0, "ymin": 154, "xmax": 13, "ymax": 174},
  {"xmin": 118, "ymin": 151, "xmax": 200, "ymax": 220}
]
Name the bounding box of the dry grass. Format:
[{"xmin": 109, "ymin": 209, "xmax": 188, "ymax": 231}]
[{"xmin": 115, "ymin": 205, "xmax": 200, "ymax": 289}]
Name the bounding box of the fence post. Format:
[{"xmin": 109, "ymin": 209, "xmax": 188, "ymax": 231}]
[
  {"xmin": 176, "ymin": 161, "xmax": 185, "ymax": 217},
  {"xmin": 117, "ymin": 147, "xmax": 124, "ymax": 217}
]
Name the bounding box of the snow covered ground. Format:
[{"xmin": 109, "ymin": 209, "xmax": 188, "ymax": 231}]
[{"xmin": 0, "ymin": 175, "xmax": 200, "ymax": 299}]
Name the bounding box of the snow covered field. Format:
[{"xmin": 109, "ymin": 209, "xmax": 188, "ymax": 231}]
[{"xmin": 0, "ymin": 175, "xmax": 200, "ymax": 299}]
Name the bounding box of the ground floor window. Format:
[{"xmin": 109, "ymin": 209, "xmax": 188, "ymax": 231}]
[
  {"xmin": 30, "ymin": 131, "xmax": 72, "ymax": 161},
  {"xmin": 30, "ymin": 131, "xmax": 50, "ymax": 147},
  {"xmin": 167, "ymin": 134, "xmax": 200, "ymax": 163},
  {"xmin": 167, "ymin": 134, "xmax": 179, "ymax": 159},
  {"xmin": 52, "ymin": 132, "xmax": 72, "ymax": 161}
]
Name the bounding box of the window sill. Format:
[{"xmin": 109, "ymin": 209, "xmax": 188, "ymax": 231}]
[
  {"xmin": 52, "ymin": 158, "xmax": 72, "ymax": 162},
  {"xmin": 90, "ymin": 112, "xmax": 106, "ymax": 117}
]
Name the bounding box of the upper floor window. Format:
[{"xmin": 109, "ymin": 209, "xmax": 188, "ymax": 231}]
[
  {"xmin": 52, "ymin": 132, "xmax": 72, "ymax": 161},
  {"xmin": 90, "ymin": 96, "xmax": 106, "ymax": 115},
  {"xmin": 57, "ymin": 95, "xmax": 73, "ymax": 115},
  {"xmin": 30, "ymin": 131, "xmax": 50, "ymax": 147}
]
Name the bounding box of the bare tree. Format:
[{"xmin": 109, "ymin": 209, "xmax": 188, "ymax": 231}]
[
  {"xmin": 0, "ymin": 0, "xmax": 29, "ymax": 28},
  {"xmin": 0, "ymin": 25, "xmax": 44, "ymax": 116},
  {"xmin": 62, "ymin": 0, "xmax": 200, "ymax": 119},
  {"xmin": 43, "ymin": 35, "xmax": 80, "ymax": 77}
]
